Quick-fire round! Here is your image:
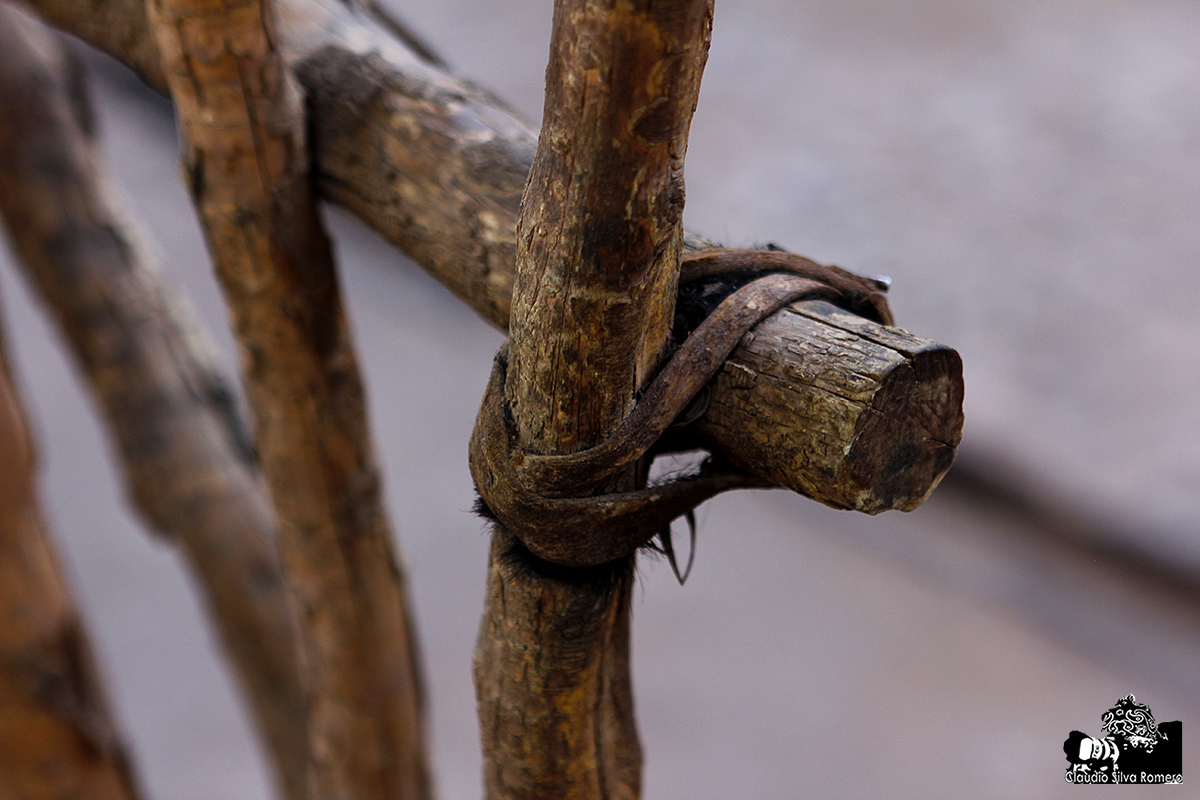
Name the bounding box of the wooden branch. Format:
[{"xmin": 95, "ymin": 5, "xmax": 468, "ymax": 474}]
[
  {"xmin": 701, "ymin": 298, "xmax": 961, "ymax": 511},
  {"xmin": 143, "ymin": 0, "xmax": 429, "ymax": 797},
  {"xmin": 0, "ymin": 5, "xmax": 308, "ymax": 797},
  {"xmin": 0, "ymin": 355, "xmax": 139, "ymax": 800},
  {"xmin": 19, "ymin": 0, "xmax": 961, "ymax": 512},
  {"xmin": 0, "ymin": 244, "xmax": 140, "ymax": 800},
  {"xmin": 475, "ymin": 2, "xmax": 712, "ymax": 797},
  {"xmin": 507, "ymin": 0, "xmax": 709, "ymax": 448}
]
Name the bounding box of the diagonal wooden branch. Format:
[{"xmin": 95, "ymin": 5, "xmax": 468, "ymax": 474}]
[
  {"xmin": 144, "ymin": 0, "xmax": 430, "ymax": 797},
  {"xmin": 0, "ymin": 5, "xmax": 309, "ymax": 797},
  {"xmin": 0, "ymin": 328, "xmax": 141, "ymax": 800},
  {"xmin": 0, "ymin": 124, "xmax": 140, "ymax": 799},
  {"xmin": 19, "ymin": 0, "xmax": 961, "ymax": 513},
  {"xmin": 474, "ymin": 2, "xmax": 713, "ymax": 798}
]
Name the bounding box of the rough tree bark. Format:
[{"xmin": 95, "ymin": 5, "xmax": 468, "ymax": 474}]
[
  {"xmin": 0, "ymin": 286, "xmax": 139, "ymax": 798},
  {"xmin": 0, "ymin": 0, "xmax": 962, "ymax": 792},
  {"xmin": 18, "ymin": 0, "xmax": 963, "ymax": 513},
  {"xmin": 474, "ymin": 2, "xmax": 712, "ymax": 798},
  {"xmin": 0, "ymin": 0, "xmax": 964, "ymax": 796},
  {"xmin": 0, "ymin": 4, "xmax": 308, "ymax": 797},
  {"xmin": 144, "ymin": 0, "xmax": 429, "ymax": 797}
]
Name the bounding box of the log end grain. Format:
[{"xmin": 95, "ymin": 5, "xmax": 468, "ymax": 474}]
[
  {"xmin": 697, "ymin": 300, "xmax": 964, "ymax": 514},
  {"xmin": 844, "ymin": 341, "xmax": 963, "ymax": 513}
]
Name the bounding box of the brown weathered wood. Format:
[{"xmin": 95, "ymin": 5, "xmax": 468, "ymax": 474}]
[
  {"xmin": 506, "ymin": 0, "xmax": 710, "ymax": 451},
  {"xmin": 469, "ymin": 262, "xmax": 896, "ymax": 568},
  {"xmin": 0, "ymin": 6, "xmax": 309, "ymax": 797},
  {"xmin": 474, "ymin": 1, "xmax": 712, "ymax": 798},
  {"xmin": 0, "ymin": 280, "xmax": 140, "ymax": 798},
  {"xmin": 19, "ymin": 0, "xmax": 961, "ymax": 513},
  {"xmin": 144, "ymin": 0, "xmax": 429, "ymax": 797},
  {"xmin": 17, "ymin": 0, "xmax": 528, "ymax": 331},
  {"xmin": 704, "ymin": 299, "xmax": 962, "ymax": 512}
]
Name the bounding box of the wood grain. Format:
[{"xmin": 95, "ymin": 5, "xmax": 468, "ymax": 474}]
[
  {"xmin": 0, "ymin": 6, "xmax": 302, "ymax": 797},
  {"xmin": 0, "ymin": 140, "xmax": 139, "ymax": 798},
  {"xmin": 145, "ymin": 0, "xmax": 430, "ymax": 796},
  {"xmin": 20, "ymin": 0, "xmax": 962, "ymax": 512},
  {"xmin": 475, "ymin": 2, "xmax": 712, "ymax": 798}
]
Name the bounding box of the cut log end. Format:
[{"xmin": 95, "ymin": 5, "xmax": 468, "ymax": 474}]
[
  {"xmin": 696, "ymin": 300, "xmax": 964, "ymax": 515},
  {"xmin": 845, "ymin": 343, "xmax": 963, "ymax": 513}
]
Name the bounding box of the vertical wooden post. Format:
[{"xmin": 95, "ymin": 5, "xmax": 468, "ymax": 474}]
[
  {"xmin": 474, "ymin": 1, "xmax": 713, "ymax": 797},
  {"xmin": 16, "ymin": 0, "xmax": 962, "ymax": 514},
  {"xmin": 145, "ymin": 0, "xmax": 430, "ymax": 797}
]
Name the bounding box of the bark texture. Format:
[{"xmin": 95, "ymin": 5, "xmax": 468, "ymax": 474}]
[
  {"xmin": 475, "ymin": 2, "xmax": 712, "ymax": 798},
  {"xmin": 702, "ymin": 300, "xmax": 962, "ymax": 512},
  {"xmin": 506, "ymin": 0, "xmax": 710, "ymax": 449},
  {"xmin": 18, "ymin": 0, "xmax": 961, "ymax": 513},
  {"xmin": 0, "ymin": 5, "xmax": 308, "ymax": 797},
  {"xmin": 0, "ymin": 280, "xmax": 139, "ymax": 799},
  {"xmin": 144, "ymin": 0, "xmax": 429, "ymax": 798}
]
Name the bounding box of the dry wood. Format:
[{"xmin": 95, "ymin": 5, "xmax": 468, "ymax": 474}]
[
  {"xmin": 469, "ymin": 264, "xmax": 896, "ymax": 568},
  {"xmin": 474, "ymin": 2, "xmax": 712, "ymax": 798},
  {"xmin": 144, "ymin": 0, "xmax": 428, "ymax": 797},
  {"xmin": 507, "ymin": 0, "xmax": 708, "ymax": 448},
  {"xmin": 0, "ymin": 5, "xmax": 309, "ymax": 796},
  {"xmin": 19, "ymin": 0, "xmax": 962, "ymax": 513},
  {"xmin": 14, "ymin": 0, "xmax": 525, "ymax": 330},
  {"xmin": 0, "ymin": 285, "xmax": 139, "ymax": 798},
  {"xmin": 703, "ymin": 299, "xmax": 962, "ymax": 511},
  {"xmin": 0, "ymin": 0, "xmax": 965, "ymax": 795}
]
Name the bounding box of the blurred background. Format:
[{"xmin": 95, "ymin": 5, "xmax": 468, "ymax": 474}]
[{"xmin": 0, "ymin": 0, "xmax": 1197, "ymax": 797}]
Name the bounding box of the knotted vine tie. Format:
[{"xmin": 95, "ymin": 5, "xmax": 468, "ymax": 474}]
[{"xmin": 469, "ymin": 247, "xmax": 893, "ymax": 579}]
